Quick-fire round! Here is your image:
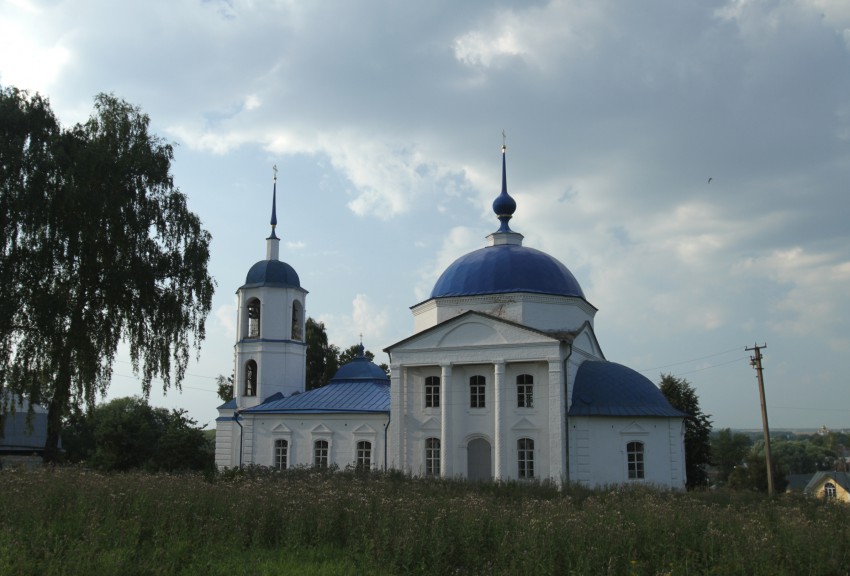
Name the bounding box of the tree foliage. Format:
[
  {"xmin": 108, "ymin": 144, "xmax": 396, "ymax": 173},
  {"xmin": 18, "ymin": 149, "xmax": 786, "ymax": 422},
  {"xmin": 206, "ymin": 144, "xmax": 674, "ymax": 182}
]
[
  {"xmin": 710, "ymin": 428, "xmax": 753, "ymax": 484},
  {"xmin": 727, "ymin": 444, "xmax": 789, "ymax": 493},
  {"xmin": 62, "ymin": 396, "xmax": 213, "ymax": 472},
  {"xmin": 216, "ymin": 374, "xmax": 234, "ymax": 403},
  {"xmin": 770, "ymin": 438, "xmax": 836, "ymax": 475},
  {"xmin": 0, "ymin": 87, "xmax": 214, "ymax": 461},
  {"xmin": 659, "ymin": 374, "xmax": 712, "ymax": 489},
  {"xmin": 305, "ymin": 318, "xmax": 339, "ymax": 390}
]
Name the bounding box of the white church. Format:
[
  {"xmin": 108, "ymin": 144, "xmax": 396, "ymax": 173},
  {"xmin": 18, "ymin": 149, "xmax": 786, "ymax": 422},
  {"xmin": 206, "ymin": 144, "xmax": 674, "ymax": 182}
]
[{"xmin": 215, "ymin": 147, "xmax": 687, "ymax": 488}]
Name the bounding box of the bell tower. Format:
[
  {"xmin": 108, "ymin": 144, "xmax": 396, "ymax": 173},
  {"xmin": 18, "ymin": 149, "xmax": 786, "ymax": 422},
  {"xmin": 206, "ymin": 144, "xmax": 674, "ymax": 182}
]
[{"xmin": 234, "ymin": 169, "xmax": 308, "ymax": 409}]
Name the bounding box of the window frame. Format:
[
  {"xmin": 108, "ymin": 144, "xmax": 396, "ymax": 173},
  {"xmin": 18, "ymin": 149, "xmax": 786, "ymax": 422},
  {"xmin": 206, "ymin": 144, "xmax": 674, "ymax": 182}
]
[
  {"xmin": 425, "ymin": 376, "xmax": 440, "ymax": 409},
  {"xmin": 244, "ymin": 360, "xmax": 257, "ymax": 396},
  {"xmin": 314, "ymin": 439, "xmax": 329, "ymax": 469},
  {"xmin": 517, "ymin": 437, "xmax": 535, "ymax": 479},
  {"xmin": 425, "ymin": 437, "xmax": 440, "ymax": 477},
  {"xmin": 825, "ymin": 481, "xmax": 837, "ymax": 500},
  {"xmin": 627, "ymin": 441, "xmax": 645, "ymax": 480},
  {"xmin": 469, "ymin": 375, "xmax": 486, "ymax": 409},
  {"xmin": 274, "ymin": 439, "xmax": 288, "ymax": 470},
  {"xmin": 517, "ymin": 374, "xmax": 534, "ymax": 408},
  {"xmin": 356, "ymin": 440, "xmax": 372, "ymax": 470},
  {"xmin": 291, "ymin": 300, "xmax": 303, "ymax": 341},
  {"xmin": 247, "ymin": 298, "xmax": 261, "ymax": 338}
]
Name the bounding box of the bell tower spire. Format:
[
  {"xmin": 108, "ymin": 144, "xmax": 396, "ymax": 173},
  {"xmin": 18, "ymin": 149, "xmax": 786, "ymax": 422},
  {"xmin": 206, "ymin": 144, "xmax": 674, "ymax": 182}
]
[{"xmin": 267, "ymin": 165, "xmax": 280, "ymax": 261}]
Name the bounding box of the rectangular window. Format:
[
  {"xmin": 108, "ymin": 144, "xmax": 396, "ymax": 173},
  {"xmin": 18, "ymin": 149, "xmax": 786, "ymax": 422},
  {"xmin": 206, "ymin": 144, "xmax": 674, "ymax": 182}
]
[
  {"xmin": 425, "ymin": 376, "xmax": 440, "ymax": 408},
  {"xmin": 627, "ymin": 441, "xmax": 645, "ymax": 479},
  {"xmin": 274, "ymin": 439, "xmax": 288, "ymax": 470},
  {"xmin": 356, "ymin": 441, "xmax": 372, "ymax": 470},
  {"xmin": 314, "ymin": 440, "xmax": 328, "ymax": 468},
  {"xmin": 470, "ymin": 375, "xmax": 486, "ymax": 408},
  {"xmin": 425, "ymin": 437, "xmax": 440, "ymax": 477},
  {"xmin": 518, "ymin": 438, "xmax": 534, "ymax": 479},
  {"xmin": 517, "ymin": 374, "xmax": 533, "ymax": 408}
]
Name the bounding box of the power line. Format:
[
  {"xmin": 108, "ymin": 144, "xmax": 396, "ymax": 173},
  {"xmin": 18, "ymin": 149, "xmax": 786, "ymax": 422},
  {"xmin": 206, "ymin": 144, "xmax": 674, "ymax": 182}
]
[{"xmin": 636, "ymin": 346, "xmax": 743, "ymax": 374}]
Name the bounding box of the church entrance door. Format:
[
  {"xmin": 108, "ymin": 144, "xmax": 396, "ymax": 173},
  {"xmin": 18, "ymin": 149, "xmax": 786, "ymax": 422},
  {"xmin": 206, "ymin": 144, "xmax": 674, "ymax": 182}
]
[{"xmin": 467, "ymin": 438, "xmax": 492, "ymax": 481}]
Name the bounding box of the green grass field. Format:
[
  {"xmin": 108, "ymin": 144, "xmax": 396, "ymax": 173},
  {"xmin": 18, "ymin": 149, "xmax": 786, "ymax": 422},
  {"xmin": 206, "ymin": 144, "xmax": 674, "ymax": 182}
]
[{"xmin": 0, "ymin": 466, "xmax": 847, "ymax": 575}]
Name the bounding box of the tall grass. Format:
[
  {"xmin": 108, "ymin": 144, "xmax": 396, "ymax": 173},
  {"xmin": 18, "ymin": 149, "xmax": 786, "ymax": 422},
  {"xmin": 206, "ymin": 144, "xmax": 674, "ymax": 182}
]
[{"xmin": 0, "ymin": 466, "xmax": 847, "ymax": 575}]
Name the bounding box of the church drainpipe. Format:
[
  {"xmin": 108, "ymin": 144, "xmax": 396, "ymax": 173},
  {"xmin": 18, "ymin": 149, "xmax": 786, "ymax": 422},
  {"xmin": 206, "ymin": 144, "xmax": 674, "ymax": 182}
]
[
  {"xmin": 563, "ymin": 344, "xmax": 572, "ymax": 485},
  {"xmin": 234, "ymin": 411, "xmax": 244, "ymax": 469},
  {"xmin": 383, "ymin": 410, "xmax": 391, "ymax": 472}
]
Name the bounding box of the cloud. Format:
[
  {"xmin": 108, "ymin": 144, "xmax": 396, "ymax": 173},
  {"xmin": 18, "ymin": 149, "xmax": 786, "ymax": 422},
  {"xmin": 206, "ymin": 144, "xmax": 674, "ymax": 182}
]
[{"xmin": 319, "ymin": 294, "xmax": 391, "ymax": 354}]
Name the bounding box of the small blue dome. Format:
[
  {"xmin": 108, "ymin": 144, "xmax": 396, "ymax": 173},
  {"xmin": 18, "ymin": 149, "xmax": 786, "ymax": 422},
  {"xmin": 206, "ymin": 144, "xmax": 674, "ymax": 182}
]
[
  {"xmin": 331, "ymin": 354, "xmax": 389, "ymax": 382},
  {"xmin": 430, "ymin": 244, "xmax": 585, "ymax": 299},
  {"xmin": 243, "ymin": 260, "xmax": 301, "ymax": 289},
  {"xmin": 569, "ymin": 361, "xmax": 686, "ymax": 417}
]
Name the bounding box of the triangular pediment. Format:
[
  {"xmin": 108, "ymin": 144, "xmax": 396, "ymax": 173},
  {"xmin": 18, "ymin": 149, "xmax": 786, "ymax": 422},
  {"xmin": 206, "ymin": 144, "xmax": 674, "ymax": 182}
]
[
  {"xmin": 387, "ymin": 311, "xmax": 560, "ymax": 353},
  {"xmin": 510, "ymin": 417, "xmax": 538, "ymax": 431},
  {"xmin": 420, "ymin": 416, "xmax": 440, "ymax": 431},
  {"xmin": 270, "ymin": 422, "xmax": 292, "ymax": 434},
  {"xmin": 311, "ymin": 423, "xmax": 332, "ymax": 434},
  {"xmin": 572, "ymin": 320, "xmax": 604, "ymax": 359},
  {"xmin": 352, "ymin": 423, "xmax": 377, "ymax": 435},
  {"xmin": 619, "ymin": 421, "xmax": 647, "ymax": 435}
]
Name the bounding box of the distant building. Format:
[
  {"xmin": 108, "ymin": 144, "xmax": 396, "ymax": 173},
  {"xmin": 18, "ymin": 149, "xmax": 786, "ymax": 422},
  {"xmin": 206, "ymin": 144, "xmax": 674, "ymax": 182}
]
[
  {"xmin": 216, "ymin": 147, "xmax": 687, "ymax": 487},
  {"xmin": 1, "ymin": 395, "xmax": 51, "ymax": 468},
  {"xmin": 805, "ymin": 471, "xmax": 850, "ymax": 503}
]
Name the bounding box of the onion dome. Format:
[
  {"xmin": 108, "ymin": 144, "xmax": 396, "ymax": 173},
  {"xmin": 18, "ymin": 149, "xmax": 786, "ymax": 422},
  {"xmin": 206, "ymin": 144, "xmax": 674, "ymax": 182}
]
[
  {"xmin": 243, "ymin": 260, "xmax": 301, "ymax": 289},
  {"xmin": 331, "ymin": 343, "xmax": 389, "ymax": 382},
  {"xmin": 431, "ymin": 244, "xmax": 584, "ymax": 298},
  {"xmin": 568, "ymin": 361, "xmax": 687, "ymax": 417},
  {"xmin": 430, "ymin": 144, "xmax": 585, "ymax": 299}
]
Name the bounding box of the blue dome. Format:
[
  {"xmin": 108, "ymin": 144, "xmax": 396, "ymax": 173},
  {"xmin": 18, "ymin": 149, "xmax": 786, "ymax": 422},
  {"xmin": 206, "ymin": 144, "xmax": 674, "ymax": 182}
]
[
  {"xmin": 331, "ymin": 355, "xmax": 389, "ymax": 382},
  {"xmin": 242, "ymin": 260, "xmax": 301, "ymax": 289},
  {"xmin": 569, "ymin": 361, "xmax": 686, "ymax": 417},
  {"xmin": 430, "ymin": 244, "xmax": 585, "ymax": 299}
]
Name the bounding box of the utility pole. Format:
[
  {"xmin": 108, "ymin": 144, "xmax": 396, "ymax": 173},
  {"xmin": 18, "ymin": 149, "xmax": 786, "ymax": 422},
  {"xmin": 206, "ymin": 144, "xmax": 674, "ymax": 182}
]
[{"xmin": 746, "ymin": 343, "xmax": 774, "ymax": 496}]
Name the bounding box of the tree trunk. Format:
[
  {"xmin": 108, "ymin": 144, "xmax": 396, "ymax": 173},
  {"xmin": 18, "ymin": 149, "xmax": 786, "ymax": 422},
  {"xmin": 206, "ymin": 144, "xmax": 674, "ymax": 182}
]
[{"xmin": 43, "ymin": 345, "xmax": 73, "ymax": 463}]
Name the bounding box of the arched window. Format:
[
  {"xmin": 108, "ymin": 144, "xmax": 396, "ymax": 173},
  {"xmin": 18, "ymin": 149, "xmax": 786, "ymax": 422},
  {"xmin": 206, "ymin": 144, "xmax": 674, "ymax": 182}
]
[
  {"xmin": 314, "ymin": 440, "xmax": 329, "ymax": 469},
  {"xmin": 825, "ymin": 482, "xmax": 837, "ymax": 500},
  {"xmin": 627, "ymin": 441, "xmax": 645, "ymax": 479},
  {"xmin": 291, "ymin": 300, "xmax": 303, "ymax": 341},
  {"xmin": 517, "ymin": 374, "xmax": 533, "ymax": 408},
  {"xmin": 274, "ymin": 439, "xmax": 288, "ymax": 470},
  {"xmin": 425, "ymin": 376, "xmax": 440, "ymax": 408},
  {"xmin": 470, "ymin": 375, "xmax": 486, "ymax": 408},
  {"xmin": 425, "ymin": 437, "xmax": 440, "ymax": 477},
  {"xmin": 518, "ymin": 438, "xmax": 534, "ymax": 479},
  {"xmin": 356, "ymin": 441, "xmax": 372, "ymax": 470},
  {"xmin": 247, "ymin": 298, "xmax": 261, "ymax": 338},
  {"xmin": 244, "ymin": 360, "xmax": 257, "ymax": 396}
]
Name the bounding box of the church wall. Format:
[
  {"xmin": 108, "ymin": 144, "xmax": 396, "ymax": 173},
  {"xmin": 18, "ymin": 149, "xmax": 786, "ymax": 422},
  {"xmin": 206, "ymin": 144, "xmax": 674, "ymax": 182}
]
[
  {"xmin": 393, "ymin": 357, "xmax": 562, "ymax": 481},
  {"xmin": 412, "ymin": 294, "xmax": 596, "ymax": 334},
  {"xmin": 568, "ymin": 416, "xmax": 685, "ymax": 489},
  {"xmin": 214, "ymin": 418, "xmax": 234, "ymax": 469},
  {"xmin": 243, "ymin": 413, "xmax": 389, "ymax": 470}
]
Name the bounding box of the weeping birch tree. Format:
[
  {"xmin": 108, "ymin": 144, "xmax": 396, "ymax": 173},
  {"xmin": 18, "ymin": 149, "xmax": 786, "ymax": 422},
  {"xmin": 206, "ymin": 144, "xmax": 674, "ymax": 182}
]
[{"xmin": 0, "ymin": 87, "xmax": 214, "ymax": 461}]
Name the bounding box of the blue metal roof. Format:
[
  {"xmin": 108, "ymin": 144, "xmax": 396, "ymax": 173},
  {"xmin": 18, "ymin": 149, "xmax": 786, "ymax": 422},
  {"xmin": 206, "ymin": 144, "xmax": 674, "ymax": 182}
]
[
  {"xmin": 242, "ymin": 381, "xmax": 390, "ymax": 414},
  {"xmin": 569, "ymin": 360, "xmax": 686, "ymax": 417},
  {"xmin": 217, "ymin": 398, "xmax": 237, "ymax": 410},
  {"xmin": 242, "ymin": 259, "xmax": 301, "ymax": 290},
  {"xmin": 330, "ymin": 348, "xmax": 389, "ymax": 382},
  {"xmin": 430, "ymin": 244, "xmax": 585, "ymax": 299}
]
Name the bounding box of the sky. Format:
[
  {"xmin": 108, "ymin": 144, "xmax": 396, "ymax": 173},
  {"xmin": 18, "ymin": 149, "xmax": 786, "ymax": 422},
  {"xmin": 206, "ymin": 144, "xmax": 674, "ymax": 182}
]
[{"xmin": 2, "ymin": 0, "xmax": 849, "ymax": 431}]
